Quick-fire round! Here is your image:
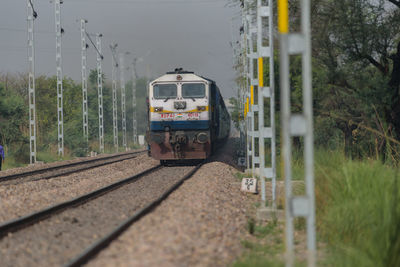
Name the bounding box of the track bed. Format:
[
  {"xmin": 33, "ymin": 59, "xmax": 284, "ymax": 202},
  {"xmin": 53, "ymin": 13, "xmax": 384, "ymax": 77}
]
[{"xmin": 0, "ymin": 165, "xmax": 197, "ymax": 266}]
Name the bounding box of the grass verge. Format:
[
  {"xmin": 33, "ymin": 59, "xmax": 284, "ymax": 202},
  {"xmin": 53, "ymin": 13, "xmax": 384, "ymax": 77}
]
[
  {"xmin": 233, "ymin": 149, "xmax": 400, "ymax": 266},
  {"xmin": 316, "ymin": 150, "xmax": 400, "ymax": 266},
  {"xmin": 233, "ymin": 219, "xmax": 287, "ymax": 267}
]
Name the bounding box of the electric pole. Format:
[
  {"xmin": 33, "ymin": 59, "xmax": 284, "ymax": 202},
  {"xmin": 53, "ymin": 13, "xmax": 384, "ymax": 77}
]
[
  {"xmin": 80, "ymin": 19, "xmax": 89, "ymax": 148},
  {"xmin": 27, "ymin": 0, "xmax": 37, "ymax": 164},
  {"xmin": 119, "ymin": 53, "xmax": 127, "ymax": 151},
  {"xmin": 279, "ymin": 0, "xmax": 316, "ymax": 264},
  {"xmin": 256, "ymin": 0, "xmax": 276, "ymax": 208},
  {"xmin": 244, "ymin": 0, "xmax": 256, "ymax": 175},
  {"xmin": 110, "ymin": 43, "xmax": 119, "ymax": 152},
  {"xmin": 85, "ymin": 30, "xmax": 105, "ymax": 153},
  {"xmin": 131, "ymin": 59, "xmax": 138, "ymax": 144},
  {"xmin": 55, "ymin": 0, "xmax": 64, "ymax": 156},
  {"xmin": 96, "ymin": 34, "xmax": 104, "ymax": 153}
]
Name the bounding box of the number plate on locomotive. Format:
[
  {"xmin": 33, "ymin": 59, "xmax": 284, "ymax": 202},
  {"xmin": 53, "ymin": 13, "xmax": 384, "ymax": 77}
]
[
  {"xmin": 187, "ymin": 112, "xmax": 200, "ymax": 120},
  {"xmin": 160, "ymin": 113, "xmax": 175, "ymax": 119},
  {"xmin": 160, "ymin": 113, "xmax": 200, "ymax": 120}
]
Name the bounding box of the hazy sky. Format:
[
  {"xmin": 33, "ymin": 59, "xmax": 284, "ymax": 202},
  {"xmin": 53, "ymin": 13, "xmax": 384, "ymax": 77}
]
[{"xmin": 0, "ymin": 0, "xmax": 241, "ymax": 98}]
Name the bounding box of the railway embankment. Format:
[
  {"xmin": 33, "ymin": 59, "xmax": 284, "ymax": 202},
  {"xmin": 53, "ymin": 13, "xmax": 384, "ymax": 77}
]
[{"xmin": 88, "ymin": 150, "xmax": 255, "ymax": 266}]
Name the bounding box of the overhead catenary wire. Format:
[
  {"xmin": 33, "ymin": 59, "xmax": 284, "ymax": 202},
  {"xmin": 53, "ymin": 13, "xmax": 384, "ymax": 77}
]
[
  {"xmin": 0, "ymin": 26, "xmax": 229, "ymax": 41},
  {"xmin": 110, "ymin": 44, "xmax": 119, "ymax": 68},
  {"xmin": 0, "ymin": 26, "xmax": 80, "ymax": 36},
  {"xmin": 0, "ymin": 44, "xmax": 80, "ymax": 51},
  {"xmin": 37, "ymin": 0, "xmax": 226, "ymax": 4},
  {"xmin": 85, "ymin": 32, "xmax": 103, "ymax": 59},
  {"xmin": 0, "ymin": 26, "xmax": 52, "ymax": 34}
]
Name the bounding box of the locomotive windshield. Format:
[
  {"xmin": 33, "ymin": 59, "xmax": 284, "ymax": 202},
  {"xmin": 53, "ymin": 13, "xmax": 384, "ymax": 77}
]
[
  {"xmin": 153, "ymin": 84, "xmax": 177, "ymax": 99},
  {"xmin": 182, "ymin": 83, "xmax": 206, "ymax": 98}
]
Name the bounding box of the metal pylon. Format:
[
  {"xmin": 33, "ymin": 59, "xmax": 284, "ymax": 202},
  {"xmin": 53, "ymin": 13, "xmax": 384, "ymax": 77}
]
[
  {"xmin": 243, "ymin": 0, "xmax": 252, "ymax": 173},
  {"xmin": 257, "ymin": 0, "xmax": 276, "ymax": 207},
  {"xmin": 240, "ymin": 3, "xmax": 248, "ymax": 159},
  {"xmin": 245, "ymin": 0, "xmax": 259, "ymax": 177},
  {"xmin": 278, "ymin": 0, "xmax": 316, "ymax": 265},
  {"xmin": 119, "ymin": 54, "xmax": 127, "ymax": 150},
  {"xmin": 96, "ymin": 34, "xmax": 104, "ymax": 153},
  {"xmin": 110, "ymin": 44, "xmax": 119, "ymax": 152},
  {"xmin": 27, "ymin": 0, "xmax": 37, "ymax": 164},
  {"xmin": 131, "ymin": 62, "xmax": 138, "ymax": 144},
  {"xmin": 80, "ymin": 19, "xmax": 89, "ymax": 147},
  {"xmin": 55, "ymin": 0, "xmax": 64, "ymax": 156}
]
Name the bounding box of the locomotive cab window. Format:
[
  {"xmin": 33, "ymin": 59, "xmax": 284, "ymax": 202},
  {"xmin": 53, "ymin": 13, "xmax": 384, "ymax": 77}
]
[
  {"xmin": 182, "ymin": 83, "xmax": 206, "ymax": 98},
  {"xmin": 153, "ymin": 84, "xmax": 177, "ymax": 99}
]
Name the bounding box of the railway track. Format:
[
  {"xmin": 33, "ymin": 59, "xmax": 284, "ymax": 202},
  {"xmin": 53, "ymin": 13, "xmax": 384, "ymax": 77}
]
[
  {"xmin": 0, "ymin": 150, "xmax": 145, "ymax": 185},
  {"xmin": 0, "ymin": 162, "xmax": 203, "ymax": 266}
]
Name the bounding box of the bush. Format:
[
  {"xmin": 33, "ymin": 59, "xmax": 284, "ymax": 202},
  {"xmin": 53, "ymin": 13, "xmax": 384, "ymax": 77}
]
[{"xmin": 13, "ymin": 142, "xmax": 30, "ymax": 164}]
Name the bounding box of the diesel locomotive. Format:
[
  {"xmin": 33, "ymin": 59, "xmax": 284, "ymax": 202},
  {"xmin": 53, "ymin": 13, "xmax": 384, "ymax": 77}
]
[{"xmin": 146, "ymin": 68, "xmax": 230, "ymax": 162}]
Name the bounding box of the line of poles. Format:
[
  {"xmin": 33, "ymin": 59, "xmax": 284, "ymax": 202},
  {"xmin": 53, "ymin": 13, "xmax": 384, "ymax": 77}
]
[
  {"xmin": 236, "ymin": 0, "xmax": 316, "ymax": 266},
  {"xmin": 27, "ymin": 0, "xmax": 140, "ymax": 162},
  {"xmin": 238, "ymin": 0, "xmax": 276, "ymax": 210}
]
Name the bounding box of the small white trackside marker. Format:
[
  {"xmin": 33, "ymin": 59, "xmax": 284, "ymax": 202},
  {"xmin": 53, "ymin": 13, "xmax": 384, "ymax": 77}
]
[
  {"xmin": 138, "ymin": 135, "xmax": 145, "ymax": 146},
  {"xmin": 241, "ymin": 178, "xmax": 257, "ymax": 194}
]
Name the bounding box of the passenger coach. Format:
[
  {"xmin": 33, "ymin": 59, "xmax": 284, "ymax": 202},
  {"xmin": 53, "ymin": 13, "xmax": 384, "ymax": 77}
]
[{"xmin": 146, "ymin": 68, "xmax": 230, "ymax": 162}]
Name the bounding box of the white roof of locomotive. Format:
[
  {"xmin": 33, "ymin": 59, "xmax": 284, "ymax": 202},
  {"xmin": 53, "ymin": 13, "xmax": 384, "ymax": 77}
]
[{"xmin": 150, "ymin": 72, "xmax": 211, "ymax": 84}]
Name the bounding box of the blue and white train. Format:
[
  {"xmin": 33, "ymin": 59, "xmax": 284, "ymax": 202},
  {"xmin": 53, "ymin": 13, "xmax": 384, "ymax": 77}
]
[{"xmin": 146, "ymin": 68, "xmax": 230, "ymax": 162}]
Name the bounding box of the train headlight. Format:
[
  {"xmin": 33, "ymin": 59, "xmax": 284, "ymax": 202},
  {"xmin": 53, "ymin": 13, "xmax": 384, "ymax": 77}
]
[
  {"xmin": 197, "ymin": 132, "xmax": 208, "ymax": 144},
  {"xmin": 154, "ymin": 107, "xmax": 163, "ymax": 112},
  {"xmin": 197, "ymin": 106, "xmax": 207, "ymax": 111}
]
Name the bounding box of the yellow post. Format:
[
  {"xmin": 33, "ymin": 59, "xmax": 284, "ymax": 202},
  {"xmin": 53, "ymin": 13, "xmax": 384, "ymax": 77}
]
[
  {"xmin": 251, "ymin": 86, "xmax": 254, "ymax": 105},
  {"xmin": 245, "ymin": 97, "xmax": 249, "ymax": 118},
  {"xmin": 278, "ymin": 0, "xmax": 289, "ymax": 34},
  {"xmin": 258, "ymin": 57, "xmax": 264, "ymax": 88}
]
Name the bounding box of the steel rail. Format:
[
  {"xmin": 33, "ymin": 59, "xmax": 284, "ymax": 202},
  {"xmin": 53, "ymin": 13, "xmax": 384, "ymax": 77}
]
[
  {"xmin": 65, "ymin": 162, "xmax": 203, "ymax": 267},
  {"xmin": 0, "ymin": 164, "xmax": 161, "ymax": 237},
  {"xmin": 0, "ymin": 150, "xmax": 146, "ymax": 183}
]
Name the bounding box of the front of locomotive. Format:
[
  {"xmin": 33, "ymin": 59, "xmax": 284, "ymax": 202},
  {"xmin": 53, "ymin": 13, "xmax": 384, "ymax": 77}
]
[{"xmin": 147, "ymin": 71, "xmax": 212, "ymax": 160}]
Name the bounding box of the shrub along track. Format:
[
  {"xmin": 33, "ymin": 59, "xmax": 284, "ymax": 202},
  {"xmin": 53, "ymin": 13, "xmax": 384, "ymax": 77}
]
[
  {"xmin": 0, "ymin": 163, "xmax": 202, "ymax": 267},
  {"xmin": 0, "ymin": 150, "xmax": 145, "ymax": 186}
]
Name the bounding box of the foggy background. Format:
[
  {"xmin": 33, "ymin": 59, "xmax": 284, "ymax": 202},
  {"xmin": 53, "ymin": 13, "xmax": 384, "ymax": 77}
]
[{"xmin": 0, "ymin": 0, "xmax": 241, "ymax": 98}]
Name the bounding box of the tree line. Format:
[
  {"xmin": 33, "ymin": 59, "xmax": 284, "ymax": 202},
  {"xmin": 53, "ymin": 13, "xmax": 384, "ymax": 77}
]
[{"xmin": 0, "ymin": 71, "xmax": 148, "ymax": 163}]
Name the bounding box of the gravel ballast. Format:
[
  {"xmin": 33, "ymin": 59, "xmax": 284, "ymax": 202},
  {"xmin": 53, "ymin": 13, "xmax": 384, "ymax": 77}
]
[
  {"xmin": 88, "ymin": 142, "xmax": 253, "ymax": 267},
  {"xmin": 0, "ymin": 166, "xmax": 195, "ymax": 266},
  {"xmin": 0, "ymin": 152, "xmax": 145, "ymax": 186},
  {"xmin": 0, "ymin": 150, "xmax": 144, "ymax": 178},
  {"xmin": 0, "ymin": 154, "xmax": 158, "ymax": 223}
]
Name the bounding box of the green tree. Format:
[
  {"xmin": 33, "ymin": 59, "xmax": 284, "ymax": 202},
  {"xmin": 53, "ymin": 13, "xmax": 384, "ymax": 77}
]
[
  {"xmin": 229, "ymin": 97, "xmax": 241, "ymax": 130},
  {"xmin": 0, "ymin": 82, "xmax": 27, "ymax": 146},
  {"xmin": 312, "ymin": 0, "xmax": 400, "ymax": 150}
]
